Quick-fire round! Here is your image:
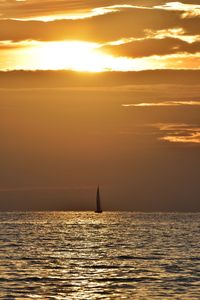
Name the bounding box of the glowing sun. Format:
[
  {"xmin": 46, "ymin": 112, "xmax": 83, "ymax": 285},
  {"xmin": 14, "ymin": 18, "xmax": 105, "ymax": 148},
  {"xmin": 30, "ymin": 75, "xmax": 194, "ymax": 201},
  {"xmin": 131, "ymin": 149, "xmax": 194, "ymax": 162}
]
[{"xmin": 29, "ymin": 41, "xmax": 114, "ymax": 72}]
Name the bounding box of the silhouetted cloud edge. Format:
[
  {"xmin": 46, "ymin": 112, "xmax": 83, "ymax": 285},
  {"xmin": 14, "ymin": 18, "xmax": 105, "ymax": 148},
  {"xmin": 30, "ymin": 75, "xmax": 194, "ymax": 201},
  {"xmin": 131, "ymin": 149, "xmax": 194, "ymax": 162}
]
[{"xmin": 0, "ymin": 69, "xmax": 200, "ymax": 88}]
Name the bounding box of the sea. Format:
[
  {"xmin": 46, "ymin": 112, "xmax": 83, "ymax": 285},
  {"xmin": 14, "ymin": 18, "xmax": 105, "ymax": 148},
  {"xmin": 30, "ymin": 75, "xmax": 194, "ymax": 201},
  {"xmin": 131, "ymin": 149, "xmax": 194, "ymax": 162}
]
[{"xmin": 0, "ymin": 212, "xmax": 199, "ymax": 299}]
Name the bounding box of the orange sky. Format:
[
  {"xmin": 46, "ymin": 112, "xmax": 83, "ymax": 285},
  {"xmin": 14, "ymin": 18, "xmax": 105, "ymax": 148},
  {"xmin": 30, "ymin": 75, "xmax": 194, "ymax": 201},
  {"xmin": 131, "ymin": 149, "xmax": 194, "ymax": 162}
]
[
  {"xmin": 1, "ymin": 1, "xmax": 200, "ymax": 71},
  {"xmin": 0, "ymin": 1, "xmax": 200, "ymax": 211}
]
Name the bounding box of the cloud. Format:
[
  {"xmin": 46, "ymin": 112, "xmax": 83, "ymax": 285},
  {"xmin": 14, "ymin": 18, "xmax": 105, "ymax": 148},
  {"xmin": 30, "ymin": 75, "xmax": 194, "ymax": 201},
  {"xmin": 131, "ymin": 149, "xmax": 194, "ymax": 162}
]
[
  {"xmin": 155, "ymin": 123, "xmax": 200, "ymax": 144},
  {"xmin": 0, "ymin": 70, "xmax": 200, "ymax": 89},
  {"xmin": 2, "ymin": 1, "xmax": 200, "ymax": 21},
  {"xmin": 122, "ymin": 101, "xmax": 200, "ymax": 107},
  {"xmin": 153, "ymin": 52, "xmax": 200, "ymax": 69},
  {"xmin": 1, "ymin": 3, "xmax": 200, "ymax": 72},
  {"xmin": 1, "ymin": 39, "xmax": 200, "ymax": 71},
  {"xmin": 0, "ymin": 39, "xmax": 35, "ymax": 50},
  {"xmin": 1, "ymin": 4, "xmax": 200, "ymax": 43},
  {"xmin": 8, "ymin": 4, "xmax": 150, "ymax": 21},
  {"xmin": 7, "ymin": 6, "xmax": 123, "ymax": 22},
  {"xmin": 154, "ymin": 2, "xmax": 200, "ymax": 18},
  {"xmin": 161, "ymin": 132, "xmax": 200, "ymax": 143},
  {"xmin": 119, "ymin": 121, "xmax": 200, "ymax": 146},
  {"xmin": 100, "ymin": 26, "xmax": 200, "ymax": 58},
  {"xmin": 144, "ymin": 28, "xmax": 200, "ymax": 43},
  {"xmin": 101, "ymin": 37, "xmax": 200, "ymax": 58},
  {"xmin": 0, "ymin": 0, "xmax": 126, "ymax": 19},
  {"xmin": 0, "ymin": 1, "xmax": 158, "ymax": 21},
  {"xmin": 114, "ymin": 122, "xmax": 200, "ymax": 145}
]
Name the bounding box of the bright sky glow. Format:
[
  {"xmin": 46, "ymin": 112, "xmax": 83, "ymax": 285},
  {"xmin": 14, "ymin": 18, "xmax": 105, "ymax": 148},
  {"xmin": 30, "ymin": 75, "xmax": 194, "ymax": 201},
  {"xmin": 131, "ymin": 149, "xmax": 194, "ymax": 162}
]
[
  {"xmin": 10, "ymin": 7, "xmax": 115, "ymax": 21},
  {"xmin": 0, "ymin": 40, "xmax": 155, "ymax": 72},
  {"xmin": 122, "ymin": 101, "xmax": 200, "ymax": 107},
  {"xmin": 1, "ymin": 2, "xmax": 200, "ymax": 71},
  {"xmin": 1, "ymin": 40, "xmax": 200, "ymax": 71},
  {"xmin": 9, "ymin": 5, "xmax": 139, "ymax": 21}
]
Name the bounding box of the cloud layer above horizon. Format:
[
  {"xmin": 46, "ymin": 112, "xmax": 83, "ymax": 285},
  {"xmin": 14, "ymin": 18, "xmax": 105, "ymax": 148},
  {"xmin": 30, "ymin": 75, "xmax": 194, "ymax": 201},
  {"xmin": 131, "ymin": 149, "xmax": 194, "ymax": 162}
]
[
  {"xmin": 1, "ymin": 0, "xmax": 200, "ymax": 71},
  {"xmin": 1, "ymin": 2, "xmax": 200, "ymax": 211}
]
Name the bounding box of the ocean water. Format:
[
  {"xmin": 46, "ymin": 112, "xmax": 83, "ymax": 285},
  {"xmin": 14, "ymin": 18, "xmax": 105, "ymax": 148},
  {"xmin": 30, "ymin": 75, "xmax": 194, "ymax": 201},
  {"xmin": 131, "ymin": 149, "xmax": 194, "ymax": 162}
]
[{"xmin": 0, "ymin": 212, "xmax": 199, "ymax": 299}]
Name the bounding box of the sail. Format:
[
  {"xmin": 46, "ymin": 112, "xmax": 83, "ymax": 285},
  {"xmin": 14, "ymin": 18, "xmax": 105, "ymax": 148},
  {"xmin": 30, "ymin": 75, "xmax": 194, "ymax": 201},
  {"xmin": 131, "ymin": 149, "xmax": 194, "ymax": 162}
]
[{"xmin": 95, "ymin": 186, "xmax": 102, "ymax": 213}]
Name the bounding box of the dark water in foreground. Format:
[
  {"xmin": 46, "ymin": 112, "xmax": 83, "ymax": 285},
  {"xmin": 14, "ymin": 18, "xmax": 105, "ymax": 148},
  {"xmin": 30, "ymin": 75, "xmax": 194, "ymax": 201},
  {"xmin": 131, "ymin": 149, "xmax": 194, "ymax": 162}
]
[{"xmin": 0, "ymin": 212, "xmax": 199, "ymax": 299}]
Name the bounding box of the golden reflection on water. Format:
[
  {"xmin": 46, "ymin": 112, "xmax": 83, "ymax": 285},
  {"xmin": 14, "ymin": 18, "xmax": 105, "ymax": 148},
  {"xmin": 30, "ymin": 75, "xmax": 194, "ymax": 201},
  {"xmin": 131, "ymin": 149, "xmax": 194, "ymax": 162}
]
[{"xmin": 0, "ymin": 212, "xmax": 200, "ymax": 299}]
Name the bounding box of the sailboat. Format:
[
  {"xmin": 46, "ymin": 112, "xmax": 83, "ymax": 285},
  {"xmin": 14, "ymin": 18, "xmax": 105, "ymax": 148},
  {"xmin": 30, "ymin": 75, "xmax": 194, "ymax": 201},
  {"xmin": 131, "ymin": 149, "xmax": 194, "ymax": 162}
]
[{"xmin": 95, "ymin": 185, "xmax": 102, "ymax": 213}]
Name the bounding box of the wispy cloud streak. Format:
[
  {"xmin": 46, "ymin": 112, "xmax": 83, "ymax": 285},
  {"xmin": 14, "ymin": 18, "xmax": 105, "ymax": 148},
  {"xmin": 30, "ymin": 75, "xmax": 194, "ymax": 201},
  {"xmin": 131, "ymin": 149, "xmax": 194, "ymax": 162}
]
[
  {"xmin": 155, "ymin": 123, "xmax": 200, "ymax": 144},
  {"xmin": 122, "ymin": 101, "xmax": 200, "ymax": 107}
]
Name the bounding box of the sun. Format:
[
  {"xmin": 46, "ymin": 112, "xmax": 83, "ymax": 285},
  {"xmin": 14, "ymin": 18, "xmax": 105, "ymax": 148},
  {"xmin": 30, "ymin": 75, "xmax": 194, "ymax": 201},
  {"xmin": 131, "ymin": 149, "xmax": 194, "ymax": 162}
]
[
  {"xmin": 29, "ymin": 41, "xmax": 113, "ymax": 72},
  {"xmin": 28, "ymin": 41, "xmax": 151, "ymax": 72},
  {"xmin": 1, "ymin": 40, "xmax": 153, "ymax": 72}
]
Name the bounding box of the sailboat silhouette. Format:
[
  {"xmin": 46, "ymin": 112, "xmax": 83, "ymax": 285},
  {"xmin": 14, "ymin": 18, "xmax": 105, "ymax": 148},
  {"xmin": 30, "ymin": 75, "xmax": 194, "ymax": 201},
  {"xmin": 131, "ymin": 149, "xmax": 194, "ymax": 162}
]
[{"xmin": 95, "ymin": 185, "xmax": 102, "ymax": 213}]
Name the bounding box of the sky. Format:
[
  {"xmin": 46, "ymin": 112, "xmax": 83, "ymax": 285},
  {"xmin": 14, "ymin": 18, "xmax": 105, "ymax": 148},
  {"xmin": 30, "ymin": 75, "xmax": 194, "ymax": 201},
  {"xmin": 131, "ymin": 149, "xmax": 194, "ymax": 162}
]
[{"xmin": 0, "ymin": 0, "xmax": 200, "ymax": 211}]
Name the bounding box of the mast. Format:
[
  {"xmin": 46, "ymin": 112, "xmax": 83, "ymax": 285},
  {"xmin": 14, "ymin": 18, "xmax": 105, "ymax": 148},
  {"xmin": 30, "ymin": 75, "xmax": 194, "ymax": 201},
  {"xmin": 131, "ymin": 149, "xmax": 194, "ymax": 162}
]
[{"xmin": 95, "ymin": 185, "xmax": 102, "ymax": 213}]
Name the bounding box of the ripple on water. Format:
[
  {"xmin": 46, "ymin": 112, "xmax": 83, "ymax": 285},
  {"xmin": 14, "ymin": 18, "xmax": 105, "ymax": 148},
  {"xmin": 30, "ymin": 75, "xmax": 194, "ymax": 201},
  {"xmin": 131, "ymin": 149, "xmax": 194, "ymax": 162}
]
[{"xmin": 0, "ymin": 212, "xmax": 200, "ymax": 299}]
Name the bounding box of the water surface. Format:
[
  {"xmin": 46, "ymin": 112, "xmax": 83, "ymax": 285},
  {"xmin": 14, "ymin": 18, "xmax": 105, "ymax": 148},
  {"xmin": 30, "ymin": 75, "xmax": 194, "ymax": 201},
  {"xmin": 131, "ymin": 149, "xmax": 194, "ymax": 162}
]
[{"xmin": 0, "ymin": 212, "xmax": 199, "ymax": 299}]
